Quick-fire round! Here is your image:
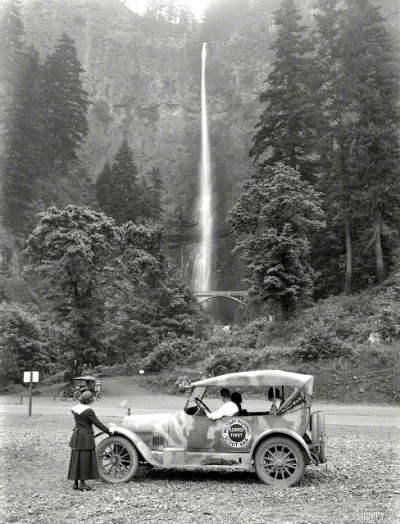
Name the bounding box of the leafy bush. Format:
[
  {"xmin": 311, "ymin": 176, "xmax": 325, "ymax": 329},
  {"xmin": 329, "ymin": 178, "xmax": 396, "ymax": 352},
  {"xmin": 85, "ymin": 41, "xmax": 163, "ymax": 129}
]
[
  {"xmin": 139, "ymin": 337, "xmax": 201, "ymax": 373},
  {"xmin": 293, "ymin": 323, "xmax": 353, "ymax": 361},
  {"xmin": 205, "ymin": 347, "xmax": 248, "ymax": 376},
  {"xmin": 0, "ymin": 302, "xmax": 52, "ymax": 388},
  {"xmin": 375, "ymin": 307, "xmax": 400, "ymax": 342}
]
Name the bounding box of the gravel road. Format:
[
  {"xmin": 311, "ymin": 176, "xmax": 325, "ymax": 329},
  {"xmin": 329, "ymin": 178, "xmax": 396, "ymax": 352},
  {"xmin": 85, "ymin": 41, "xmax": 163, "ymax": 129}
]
[{"xmin": 1, "ymin": 413, "xmax": 399, "ymax": 524}]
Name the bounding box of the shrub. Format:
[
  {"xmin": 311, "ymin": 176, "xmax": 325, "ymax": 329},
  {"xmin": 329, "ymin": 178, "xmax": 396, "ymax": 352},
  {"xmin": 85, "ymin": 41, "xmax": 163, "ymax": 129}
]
[
  {"xmin": 0, "ymin": 302, "xmax": 52, "ymax": 388},
  {"xmin": 139, "ymin": 337, "xmax": 201, "ymax": 373},
  {"xmin": 375, "ymin": 307, "xmax": 400, "ymax": 342},
  {"xmin": 293, "ymin": 324, "xmax": 353, "ymax": 361},
  {"xmin": 205, "ymin": 347, "xmax": 247, "ymax": 376}
]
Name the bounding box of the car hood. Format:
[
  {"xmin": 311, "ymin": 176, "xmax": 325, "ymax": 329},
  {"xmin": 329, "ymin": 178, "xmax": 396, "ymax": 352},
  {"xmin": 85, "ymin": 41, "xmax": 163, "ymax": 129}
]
[{"xmin": 122, "ymin": 412, "xmax": 176, "ymax": 434}]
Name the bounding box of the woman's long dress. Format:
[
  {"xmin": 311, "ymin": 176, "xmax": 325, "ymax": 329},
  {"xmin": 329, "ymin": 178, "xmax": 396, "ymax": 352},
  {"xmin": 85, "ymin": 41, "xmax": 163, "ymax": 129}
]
[{"xmin": 67, "ymin": 403, "xmax": 110, "ymax": 480}]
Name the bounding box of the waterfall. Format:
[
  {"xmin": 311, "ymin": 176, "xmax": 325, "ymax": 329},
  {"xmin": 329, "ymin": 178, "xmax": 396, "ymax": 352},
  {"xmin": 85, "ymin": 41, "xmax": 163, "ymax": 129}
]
[{"xmin": 195, "ymin": 42, "xmax": 213, "ymax": 292}]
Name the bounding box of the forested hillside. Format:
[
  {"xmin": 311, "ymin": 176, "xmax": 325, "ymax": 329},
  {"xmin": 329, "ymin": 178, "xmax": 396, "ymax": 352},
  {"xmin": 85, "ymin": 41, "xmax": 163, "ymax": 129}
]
[{"xmin": 0, "ymin": 0, "xmax": 399, "ymax": 398}]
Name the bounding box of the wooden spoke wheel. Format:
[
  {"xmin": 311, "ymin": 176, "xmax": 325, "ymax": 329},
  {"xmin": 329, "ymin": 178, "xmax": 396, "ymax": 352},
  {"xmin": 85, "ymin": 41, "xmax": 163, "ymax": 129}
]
[
  {"xmin": 254, "ymin": 436, "xmax": 306, "ymax": 487},
  {"xmin": 96, "ymin": 436, "xmax": 139, "ymax": 484}
]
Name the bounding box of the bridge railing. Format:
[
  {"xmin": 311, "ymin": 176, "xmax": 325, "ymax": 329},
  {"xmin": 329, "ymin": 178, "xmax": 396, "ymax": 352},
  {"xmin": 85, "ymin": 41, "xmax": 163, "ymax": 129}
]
[{"xmin": 194, "ymin": 291, "xmax": 247, "ymax": 303}]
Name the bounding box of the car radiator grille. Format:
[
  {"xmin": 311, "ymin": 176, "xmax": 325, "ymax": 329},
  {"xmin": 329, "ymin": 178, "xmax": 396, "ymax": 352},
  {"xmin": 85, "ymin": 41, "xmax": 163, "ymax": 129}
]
[{"xmin": 152, "ymin": 434, "xmax": 164, "ymax": 447}]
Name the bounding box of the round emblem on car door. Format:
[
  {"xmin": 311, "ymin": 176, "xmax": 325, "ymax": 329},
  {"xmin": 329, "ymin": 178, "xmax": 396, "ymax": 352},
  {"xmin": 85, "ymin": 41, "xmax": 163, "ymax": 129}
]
[{"xmin": 223, "ymin": 418, "xmax": 252, "ymax": 448}]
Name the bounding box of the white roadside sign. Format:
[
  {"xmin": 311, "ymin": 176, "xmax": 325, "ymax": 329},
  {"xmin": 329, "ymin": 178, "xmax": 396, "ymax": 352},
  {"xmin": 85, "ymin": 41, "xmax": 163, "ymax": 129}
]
[{"xmin": 23, "ymin": 371, "xmax": 39, "ymax": 383}]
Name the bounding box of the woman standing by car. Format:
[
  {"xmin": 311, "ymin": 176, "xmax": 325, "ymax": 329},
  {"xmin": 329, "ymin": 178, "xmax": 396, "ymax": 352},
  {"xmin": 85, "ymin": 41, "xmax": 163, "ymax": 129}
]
[{"xmin": 68, "ymin": 390, "xmax": 113, "ymax": 491}]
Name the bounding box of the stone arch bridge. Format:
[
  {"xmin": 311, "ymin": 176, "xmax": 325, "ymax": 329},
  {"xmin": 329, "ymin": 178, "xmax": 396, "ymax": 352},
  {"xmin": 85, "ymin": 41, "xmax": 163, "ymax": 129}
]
[{"xmin": 195, "ymin": 291, "xmax": 246, "ymax": 304}]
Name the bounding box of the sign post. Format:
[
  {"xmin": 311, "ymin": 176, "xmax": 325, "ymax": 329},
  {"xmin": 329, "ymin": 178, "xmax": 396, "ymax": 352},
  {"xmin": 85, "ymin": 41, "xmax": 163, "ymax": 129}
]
[{"xmin": 23, "ymin": 371, "xmax": 39, "ymax": 416}]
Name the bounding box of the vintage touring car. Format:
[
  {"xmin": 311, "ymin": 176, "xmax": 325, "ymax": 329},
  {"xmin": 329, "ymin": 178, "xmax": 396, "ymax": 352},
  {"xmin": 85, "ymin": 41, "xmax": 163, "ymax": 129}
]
[
  {"xmin": 60, "ymin": 376, "xmax": 103, "ymax": 401},
  {"xmin": 96, "ymin": 370, "xmax": 327, "ymax": 487}
]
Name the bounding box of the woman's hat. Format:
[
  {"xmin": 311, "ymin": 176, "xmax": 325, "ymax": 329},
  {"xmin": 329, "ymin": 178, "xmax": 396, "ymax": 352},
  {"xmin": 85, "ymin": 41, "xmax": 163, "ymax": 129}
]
[{"xmin": 80, "ymin": 390, "xmax": 94, "ymax": 404}]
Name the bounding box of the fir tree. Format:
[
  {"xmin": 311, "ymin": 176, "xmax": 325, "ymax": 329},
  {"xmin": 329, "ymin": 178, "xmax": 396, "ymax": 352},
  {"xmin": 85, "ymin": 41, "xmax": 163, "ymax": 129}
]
[
  {"xmin": 41, "ymin": 33, "xmax": 90, "ymax": 174},
  {"xmin": 250, "ymin": 0, "xmax": 314, "ymax": 173},
  {"xmin": 0, "ymin": 0, "xmax": 25, "ymax": 92},
  {"xmin": 311, "ymin": 0, "xmax": 356, "ymax": 293},
  {"xmin": 148, "ymin": 167, "xmax": 164, "ymax": 221},
  {"xmin": 228, "ymin": 163, "xmax": 325, "ymax": 317},
  {"xmin": 0, "ymin": 1, "xmax": 43, "ymax": 235},
  {"xmin": 96, "ymin": 139, "xmax": 140, "ymax": 225},
  {"xmin": 341, "ymin": 0, "xmax": 400, "ymax": 284}
]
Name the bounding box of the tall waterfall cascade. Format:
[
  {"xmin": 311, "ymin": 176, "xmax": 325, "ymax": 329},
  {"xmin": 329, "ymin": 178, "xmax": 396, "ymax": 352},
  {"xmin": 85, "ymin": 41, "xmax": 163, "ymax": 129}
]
[{"xmin": 195, "ymin": 42, "xmax": 213, "ymax": 292}]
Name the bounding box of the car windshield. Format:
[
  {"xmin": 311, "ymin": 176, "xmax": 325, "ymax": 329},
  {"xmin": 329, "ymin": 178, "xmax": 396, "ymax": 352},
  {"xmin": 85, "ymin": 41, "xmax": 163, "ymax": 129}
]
[{"xmin": 74, "ymin": 379, "xmax": 88, "ymax": 386}]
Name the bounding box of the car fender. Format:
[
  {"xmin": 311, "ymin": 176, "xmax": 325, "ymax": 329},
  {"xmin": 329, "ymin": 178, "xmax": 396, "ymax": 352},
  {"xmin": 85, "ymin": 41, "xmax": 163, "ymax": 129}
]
[
  {"xmin": 108, "ymin": 425, "xmax": 162, "ymax": 467},
  {"xmin": 250, "ymin": 428, "xmax": 315, "ymax": 464}
]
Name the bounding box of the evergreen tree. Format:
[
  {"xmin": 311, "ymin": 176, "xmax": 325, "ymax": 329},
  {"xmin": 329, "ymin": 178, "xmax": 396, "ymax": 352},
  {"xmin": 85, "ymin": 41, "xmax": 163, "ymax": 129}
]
[
  {"xmin": 311, "ymin": 0, "xmax": 356, "ymax": 293},
  {"xmin": 148, "ymin": 167, "xmax": 164, "ymax": 221},
  {"xmin": 1, "ymin": 46, "xmax": 43, "ymax": 235},
  {"xmin": 41, "ymin": 33, "xmax": 90, "ymax": 175},
  {"xmin": 0, "ymin": 0, "xmax": 25, "ymax": 93},
  {"xmin": 250, "ymin": 0, "xmax": 314, "ymax": 173},
  {"xmin": 228, "ymin": 163, "xmax": 325, "ymax": 317},
  {"xmin": 96, "ymin": 139, "xmax": 140, "ymax": 225},
  {"xmin": 341, "ymin": 0, "xmax": 400, "ymax": 284},
  {"xmin": 0, "ymin": 1, "xmax": 43, "ymax": 235}
]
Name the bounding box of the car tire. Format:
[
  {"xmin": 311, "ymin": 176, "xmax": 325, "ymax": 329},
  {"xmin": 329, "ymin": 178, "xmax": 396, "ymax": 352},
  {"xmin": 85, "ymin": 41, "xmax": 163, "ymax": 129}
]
[
  {"xmin": 311, "ymin": 411, "xmax": 327, "ymax": 463},
  {"xmin": 96, "ymin": 436, "xmax": 139, "ymax": 484},
  {"xmin": 254, "ymin": 436, "xmax": 306, "ymax": 487},
  {"xmin": 73, "ymin": 391, "xmax": 81, "ymax": 401},
  {"xmin": 60, "ymin": 391, "xmax": 67, "ymax": 401},
  {"xmin": 95, "ymin": 391, "xmax": 103, "ymax": 400}
]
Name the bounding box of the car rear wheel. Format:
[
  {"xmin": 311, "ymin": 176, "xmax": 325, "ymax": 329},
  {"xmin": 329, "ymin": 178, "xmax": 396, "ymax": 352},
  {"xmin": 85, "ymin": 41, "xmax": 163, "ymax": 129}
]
[
  {"xmin": 96, "ymin": 436, "xmax": 139, "ymax": 484},
  {"xmin": 254, "ymin": 436, "xmax": 306, "ymax": 487},
  {"xmin": 60, "ymin": 390, "xmax": 67, "ymax": 401},
  {"xmin": 95, "ymin": 391, "xmax": 103, "ymax": 400}
]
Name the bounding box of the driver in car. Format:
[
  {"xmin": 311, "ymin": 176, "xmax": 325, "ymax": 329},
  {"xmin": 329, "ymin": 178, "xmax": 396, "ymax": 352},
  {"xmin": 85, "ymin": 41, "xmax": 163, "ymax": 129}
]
[{"xmin": 205, "ymin": 388, "xmax": 239, "ymax": 420}]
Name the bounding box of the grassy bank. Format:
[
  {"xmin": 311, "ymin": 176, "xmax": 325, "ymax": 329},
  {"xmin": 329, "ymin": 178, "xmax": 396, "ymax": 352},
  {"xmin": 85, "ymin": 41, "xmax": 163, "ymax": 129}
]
[{"xmin": 140, "ymin": 344, "xmax": 400, "ymax": 405}]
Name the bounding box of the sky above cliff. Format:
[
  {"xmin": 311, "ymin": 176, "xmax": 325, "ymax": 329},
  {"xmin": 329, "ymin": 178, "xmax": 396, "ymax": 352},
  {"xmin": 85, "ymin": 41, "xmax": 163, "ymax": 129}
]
[{"xmin": 123, "ymin": 0, "xmax": 210, "ymax": 20}]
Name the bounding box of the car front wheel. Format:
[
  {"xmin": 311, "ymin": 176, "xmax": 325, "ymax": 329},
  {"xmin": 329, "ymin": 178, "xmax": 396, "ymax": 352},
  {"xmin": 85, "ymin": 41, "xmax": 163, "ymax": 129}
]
[
  {"xmin": 73, "ymin": 391, "xmax": 81, "ymax": 401},
  {"xmin": 254, "ymin": 436, "xmax": 306, "ymax": 487},
  {"xmin": 96, "ymin": 436, "xmax": 139, "ymax": 484},
  {"xmin": 60, "ymin": 391, "xmax": 67, "ymax": 401}
]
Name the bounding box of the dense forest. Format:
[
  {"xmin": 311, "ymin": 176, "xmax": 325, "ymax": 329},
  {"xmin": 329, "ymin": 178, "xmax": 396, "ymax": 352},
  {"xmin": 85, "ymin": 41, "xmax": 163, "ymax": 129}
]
[{"xmin": 0, "ymin": 0, "xmax": 399, "ymax": 393}]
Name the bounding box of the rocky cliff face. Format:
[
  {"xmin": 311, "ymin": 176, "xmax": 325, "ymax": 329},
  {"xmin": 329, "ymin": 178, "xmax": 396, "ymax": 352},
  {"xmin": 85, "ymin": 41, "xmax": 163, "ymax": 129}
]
[
  {"xmin": 17, "ymin": 0, "xmax": 277, "ymax": 295},
  {"xmin": 3, "ymin": 0, "xmax": 399, "ymax": 296}
]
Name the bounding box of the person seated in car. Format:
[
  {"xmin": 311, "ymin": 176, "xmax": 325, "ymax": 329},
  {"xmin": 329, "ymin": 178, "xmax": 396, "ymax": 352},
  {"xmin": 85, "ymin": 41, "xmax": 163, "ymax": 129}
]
[
  {"xmin": 231, "ymin": 391, "xmax": 248, "ymax": 416},
  {"xmin": 268, "ymin": 387, "xmax": 281, "ymax": 414},
  {"xmin": 206, "ymin": 388, "xmax": 238, "ymax": 420}
]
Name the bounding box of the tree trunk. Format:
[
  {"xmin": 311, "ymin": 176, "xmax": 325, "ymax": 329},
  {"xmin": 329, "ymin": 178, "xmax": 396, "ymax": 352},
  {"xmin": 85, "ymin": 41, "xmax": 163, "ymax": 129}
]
[
  {"xmin": 374, "ymin": 212, "xmax": 385, "ymax": 284},
  {"xmin": 344, "ymin": 218, "xmax": 352, "ymax": 294}
]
